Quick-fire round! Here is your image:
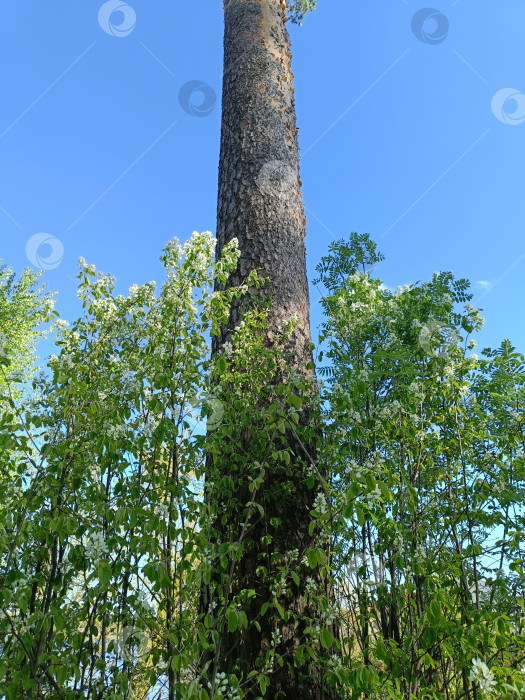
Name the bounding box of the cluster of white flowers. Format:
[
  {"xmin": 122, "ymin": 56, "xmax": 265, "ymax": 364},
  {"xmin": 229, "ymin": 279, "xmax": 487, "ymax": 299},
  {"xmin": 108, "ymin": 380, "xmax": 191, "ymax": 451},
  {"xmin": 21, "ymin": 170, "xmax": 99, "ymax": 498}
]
[
  {"xmin": 313, "ymin": 492, "xmax": 328, "ymax": 516},
  {"xmin": 78, "ymin": 257, "xmax": 96, "ymax": 274},
  {"xmin": 464, "ymin": 304, "xmax": 485, "ymax": 329},
  {"xmin": 305, "ymin": 577, "xmax": 317, "ymax": 597},
  {"xmin": 53, "ymin": 318, "xmax": 69, "ymax": 330},
  {"xmin": 85, "ymin": 531, "xmax": 108, "ymax": 564},
  {"xmin": 358, "ymin": 367, "xmax": 369, "ymax": 382},
  {"xmin": 269, "ymin": 572, "xmax": 288, "ymax": 600},
  {"xmin": 468, "ymin": 658, "xmax": 496, "ymax": 694},
  {"xmin": 207, "ymin": 672, "xmax": 242, "ymax": 700},
  {"xmin": 135, "ymin": 588, "xmax": 155, "ymax": 615},
  {"xmin": 458, "ymin": 382, "xmax": 470, "ymax": 398},
  {"xmin": 222, "ymin": 341, "xmax": 233, "ymax": 358},
  {"xmin": 393, "ymin": 533, "xmax": 404, "ymax": 551},
  {"xmin": 408, "ymin": 381, "xmax": 424, "ymax": 400},
  {"xmin": 154, "ymin": 503, "xmax": 169, "ymax": 521},
  {"xmin": 184, "ymin": 231, "xmax": 214, "ymax": 277},
  {"xmin": 327, "ymin": 654, "xmax": 344, "ymax": 673},
  {"xmin": 413, "ymin": 544, "xmax": 426, "ymax": 565},
  {"xmin": 107, "ymin": 423, "xmax": 127, "ymax": 440},
  {"xmin": 93, "ymin": 298, "xmax": 118, "ymax": 318},
  {"xmin": 346, "ymin": 459, "xmax": 363, "ymax": 480},
  {"xmin": 379, "ymin": 400, "xmax": 403, "ymax": 421},
  {"xmin": 348, "ymin": 409, "xmax": 362, "ymax": 425},
  {"xmin": 322, "ymin": 607, "xmax": 337, "ymax": 626},
  {"xmin": 59, "ymin": 352, "xmax": 74, "ymax": 370},
  {"xmin": 367, "ymin": 485, "xmax": 382, "ymax": 502},
  {"xmin": 395, "ymin": 284, "xmax": 412, "ymax": 295},
  {"xmin": 308, "ymin": 623, "xmax": 322, "ymax": 644},
  {"xmin": 286, "ymin": 548, "xmax": 299, "ymax": 562},
  {"xmin": 163, "ymin": 237, "xmax": 184, "ymax": 263},
  {"xmin": 350, "ymin": 301, "xmax": 365, "ymax": 313},
  {"xmin": 123, "ymin": 370, "xmax": 142, "ymax": 393},
  {"xmin": 442, "ymin": 364, "xmax": 455, "ymax": 379},
  {"xmin": 271, "ymin": 628, "xmax": 282, "ymax": 647}
]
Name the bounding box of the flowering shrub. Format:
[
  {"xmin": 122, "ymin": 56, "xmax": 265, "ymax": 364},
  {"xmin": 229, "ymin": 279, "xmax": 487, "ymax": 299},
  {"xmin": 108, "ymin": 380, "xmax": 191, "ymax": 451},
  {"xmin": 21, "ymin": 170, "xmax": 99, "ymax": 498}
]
[
  {"xmin": 1, "ymin": 231, "xmax": 524, "ymax": 699},
  {"xmin": 315, "ymin": 233, "xmax": 525, "ymax": 698}
]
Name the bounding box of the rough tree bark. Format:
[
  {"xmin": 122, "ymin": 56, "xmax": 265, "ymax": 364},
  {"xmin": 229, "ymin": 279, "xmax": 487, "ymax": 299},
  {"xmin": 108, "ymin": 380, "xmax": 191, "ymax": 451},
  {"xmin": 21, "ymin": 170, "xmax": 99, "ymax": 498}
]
[
  {"xmin": 203, "ymin": 1, "xmax": 332, "ymax": 698},
  {"xmin": 215, "ymin": 0, "xmax": 312, "ymax": 362}
]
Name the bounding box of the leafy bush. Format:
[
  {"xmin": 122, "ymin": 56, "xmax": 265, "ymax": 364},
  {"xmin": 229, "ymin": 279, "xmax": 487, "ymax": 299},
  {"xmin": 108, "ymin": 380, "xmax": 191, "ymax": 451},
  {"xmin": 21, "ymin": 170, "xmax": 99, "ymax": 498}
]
[{"xmin": 1, "ymin": 232, "xmax": 524, "ymax": 699}]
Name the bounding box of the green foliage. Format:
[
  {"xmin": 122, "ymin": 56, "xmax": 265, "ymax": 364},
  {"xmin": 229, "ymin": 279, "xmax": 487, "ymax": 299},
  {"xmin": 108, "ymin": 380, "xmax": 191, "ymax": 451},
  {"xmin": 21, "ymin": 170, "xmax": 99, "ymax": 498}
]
[
  {"xmin": 0, "ymin": 263, "xmax": 54, "ymax": 403},
  {"xmin": 315, "ymin": 233, "xmax": 525, "ymax": 698},
  {"xmin": 1, "ymin": 231, "xmax": 524, "ymax": 698},
  {"xmin": 287, "ymin": 0, "xmax": 317, "ymax": 25},
  {"xmin": 0, "ymin": 233, "xmax": 328, "ymax": 699}
]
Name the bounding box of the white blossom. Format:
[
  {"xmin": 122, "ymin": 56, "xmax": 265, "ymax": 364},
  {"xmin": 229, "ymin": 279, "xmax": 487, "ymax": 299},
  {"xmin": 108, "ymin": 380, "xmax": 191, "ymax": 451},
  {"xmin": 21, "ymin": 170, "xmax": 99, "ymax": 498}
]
[
  {"xmin": 313, "ymin": 492, "xmax": 328, "ymax": 516},
  {"xmin": 468, "ymin": 658, "xmax": 496, "ymax": 694},
  {"xmin": 85, "ymin": 531, "xmax": 108, "ymax": 564},
  {"xmin": 53, "ymin": 318, "xmax": 69, "ymax": 329}
]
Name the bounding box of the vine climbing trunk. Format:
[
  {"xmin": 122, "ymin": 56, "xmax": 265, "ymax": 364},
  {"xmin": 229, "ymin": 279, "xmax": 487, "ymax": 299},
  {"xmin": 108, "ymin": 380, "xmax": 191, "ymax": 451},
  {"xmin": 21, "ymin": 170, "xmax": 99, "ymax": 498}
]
[{"xmin": 201, "ymin": 1, "xmax": 332, "ymax": 698}]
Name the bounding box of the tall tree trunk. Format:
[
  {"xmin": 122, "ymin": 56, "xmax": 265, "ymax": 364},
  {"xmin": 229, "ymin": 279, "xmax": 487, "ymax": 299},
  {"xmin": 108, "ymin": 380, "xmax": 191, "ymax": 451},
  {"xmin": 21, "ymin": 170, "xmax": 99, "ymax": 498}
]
[
  {"xmin": 215, "ymin": 0, "xmax": 312, "ymax": 362},
  {"xmin": 202, "ymin": 1, "xmax": 332, "ymax": 698}
]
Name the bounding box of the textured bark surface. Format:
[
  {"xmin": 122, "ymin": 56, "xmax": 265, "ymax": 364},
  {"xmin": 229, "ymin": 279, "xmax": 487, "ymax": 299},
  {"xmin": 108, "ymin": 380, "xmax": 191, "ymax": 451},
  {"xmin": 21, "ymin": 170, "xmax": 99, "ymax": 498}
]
[
  {"xmin": 205, "ymin": 1, "xmax": 331, "ymax": 698},
  {"xmin": 215, "ymin": 0, "xmax": 312, "ymax": 363}
]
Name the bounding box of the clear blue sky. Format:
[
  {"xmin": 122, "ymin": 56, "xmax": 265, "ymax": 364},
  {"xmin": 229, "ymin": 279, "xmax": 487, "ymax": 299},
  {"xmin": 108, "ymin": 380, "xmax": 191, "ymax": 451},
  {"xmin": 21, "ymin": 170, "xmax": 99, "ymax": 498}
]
[{"xmin": 1, "ymin": 1, "xmax": 524, "ymax": 355}]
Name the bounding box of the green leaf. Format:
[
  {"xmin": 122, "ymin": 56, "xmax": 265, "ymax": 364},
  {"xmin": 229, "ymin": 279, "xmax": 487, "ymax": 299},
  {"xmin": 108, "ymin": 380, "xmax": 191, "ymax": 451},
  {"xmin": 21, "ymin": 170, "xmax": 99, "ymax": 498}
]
[
  {"xmin": 288, "ymin": 393, "xmax": 303, "ymax": 409},
  {"xmin": 316, "ymin": 548, "xmax": 327, "ymax": 566},
  {"xmin": 227, "ymin": 609, "xmax": 238, "ymax": 633},
  {"xmin": 307, "ymin": 549, "xmax": 317, "ymax": 568},
  {"xmin": 171, "ymin": 655, "xmax": 182, "ymax": 672},
  {"xmin": 97, "ymin": 562, "xmax": 112, "ymax": 586},
  {"xmin": 259, "ymin": 674, "xmax": 269, "ymax": 695},
  {"xmin": 321, "ymin": 628, "xmax": 333, "ymax": 650}
]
